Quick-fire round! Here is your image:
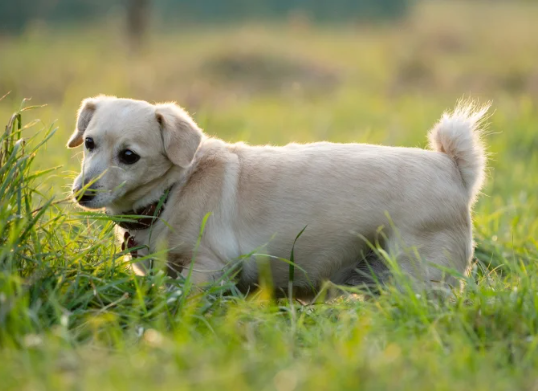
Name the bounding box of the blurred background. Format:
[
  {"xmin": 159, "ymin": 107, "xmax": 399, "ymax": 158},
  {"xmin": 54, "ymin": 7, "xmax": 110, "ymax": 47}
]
[{"xmin": 0, "ymin": 1, "xmax": 537, "ymax": 225}]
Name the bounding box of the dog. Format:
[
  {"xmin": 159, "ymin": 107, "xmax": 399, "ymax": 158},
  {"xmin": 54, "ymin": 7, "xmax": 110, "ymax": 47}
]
[{"xmin": 68, "ymin": 95, "xmax": 488, "ymax": 296}]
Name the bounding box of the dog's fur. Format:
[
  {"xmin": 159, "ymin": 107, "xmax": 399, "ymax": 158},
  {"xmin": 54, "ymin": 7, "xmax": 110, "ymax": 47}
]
[{"xmin": 69, "ymin": 96, "xmax": 488, "ymax": 294}]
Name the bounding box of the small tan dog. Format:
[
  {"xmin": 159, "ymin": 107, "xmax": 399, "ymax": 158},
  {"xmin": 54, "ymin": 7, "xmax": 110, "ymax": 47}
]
[{"xmin": 69, "ymin": 96, "xmax": 488, "ymax": 295}]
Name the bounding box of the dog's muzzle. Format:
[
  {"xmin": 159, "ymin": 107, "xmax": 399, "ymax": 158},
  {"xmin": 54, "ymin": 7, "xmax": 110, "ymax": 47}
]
[{"xmin": 73, "ymin": 185, "xmax": 97, "ymax": 204}]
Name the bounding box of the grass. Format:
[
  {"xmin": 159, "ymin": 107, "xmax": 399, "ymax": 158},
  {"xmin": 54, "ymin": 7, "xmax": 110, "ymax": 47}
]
[{"xmin": 1, "ymin": 1, "xmax": 538, "ymax": 389}]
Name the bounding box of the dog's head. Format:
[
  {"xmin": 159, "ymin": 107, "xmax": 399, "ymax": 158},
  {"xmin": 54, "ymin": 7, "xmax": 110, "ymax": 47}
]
[{"xmin": 68, "ymin": 96, "xmax": 203, "ymax": 211}]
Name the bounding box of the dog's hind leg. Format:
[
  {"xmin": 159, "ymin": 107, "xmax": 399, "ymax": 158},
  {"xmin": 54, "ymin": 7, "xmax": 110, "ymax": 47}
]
[
  {"xmin": 383, "ymin": 225, "xmax": 473, "ymax": 294},
  {"xmin": 331, "ymin": 250, "xmax": 390, "ymax": 292}
]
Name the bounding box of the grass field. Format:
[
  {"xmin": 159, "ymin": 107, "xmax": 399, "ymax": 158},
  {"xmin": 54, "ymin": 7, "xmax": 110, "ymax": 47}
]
[{"xmin": 1, "ymin": 1, "xmax": 538, "ymax": 389}]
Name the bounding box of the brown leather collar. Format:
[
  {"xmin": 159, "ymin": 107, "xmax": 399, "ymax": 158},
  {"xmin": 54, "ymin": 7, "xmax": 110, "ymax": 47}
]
[{"xmin": 114, "ymin": 187, "xmax": 172, "ymax": 231}]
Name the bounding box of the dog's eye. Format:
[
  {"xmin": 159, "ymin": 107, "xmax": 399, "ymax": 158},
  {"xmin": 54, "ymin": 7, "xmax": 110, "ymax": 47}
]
[
  {"xmin": 119, "ymin": 149, "xmax": 140, "ymax": 165},
  {"xmin": 85, "ymin": 137, "xmax": 95, "ymax": 151}
]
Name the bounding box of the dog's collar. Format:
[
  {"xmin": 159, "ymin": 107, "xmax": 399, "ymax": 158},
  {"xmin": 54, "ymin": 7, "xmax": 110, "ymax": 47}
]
[{"xmin": 114, "ymin": 186, "xmax": 173, "ymax": 231}]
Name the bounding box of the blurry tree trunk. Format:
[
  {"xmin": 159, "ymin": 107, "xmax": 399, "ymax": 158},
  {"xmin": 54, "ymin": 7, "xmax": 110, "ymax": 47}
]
[{"xmin": 127, "ymin": 0, "xmax": 149, "ymax": 53}]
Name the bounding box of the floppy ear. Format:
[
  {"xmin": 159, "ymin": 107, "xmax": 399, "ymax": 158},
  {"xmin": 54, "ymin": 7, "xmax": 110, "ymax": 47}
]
[
  {"xmin": 67, "ymin": 98, "xmax": 97, "ymax": 148},
  {"xmin": 155, "ymin": 103, "xmax": 203, "ymax": 168}
]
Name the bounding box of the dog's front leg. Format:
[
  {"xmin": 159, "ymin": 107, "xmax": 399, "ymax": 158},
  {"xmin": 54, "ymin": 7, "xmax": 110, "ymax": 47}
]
[{"xmin": 179, "ymin": 253, "xmax": 226, "ymax": 286}]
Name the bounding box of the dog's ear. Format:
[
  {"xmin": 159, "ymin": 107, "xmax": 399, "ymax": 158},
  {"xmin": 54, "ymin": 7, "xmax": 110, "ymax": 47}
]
[
  {"xmin": 155, "ymin": 103, "xmax": 203, "ymax": 168},
  {"xmin": 67, "ymin": 98, "xmax": 97, "ymax": 148}
]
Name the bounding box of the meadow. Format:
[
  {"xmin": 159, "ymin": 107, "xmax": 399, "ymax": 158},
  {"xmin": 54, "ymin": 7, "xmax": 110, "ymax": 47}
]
[{"xmin": 1, "ymin": 1, "xmax": 538, "ymax": 389}]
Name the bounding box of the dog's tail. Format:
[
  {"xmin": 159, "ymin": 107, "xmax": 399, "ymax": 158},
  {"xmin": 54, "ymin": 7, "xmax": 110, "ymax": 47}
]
[{"xmin": 428, "ymin": 101, "xmax": 489, "ymax": 204}]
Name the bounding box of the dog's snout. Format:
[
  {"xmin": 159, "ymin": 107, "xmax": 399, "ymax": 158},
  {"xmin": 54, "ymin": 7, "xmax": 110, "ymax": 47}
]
[
  {"xmin": 73, "ymin": 185, "xmax": 97, "ymax": 203},
  {"xmin": 79, "ymin": 190, "xmax": 96, "ymax": 203}
]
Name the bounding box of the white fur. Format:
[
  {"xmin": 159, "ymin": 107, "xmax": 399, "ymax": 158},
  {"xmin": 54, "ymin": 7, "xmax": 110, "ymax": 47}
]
[
  {"xmin": 68, "ymin": 97, "xmax": 489, "ymax": 295},
  {"xmin": 428, "ymin": 102, "xmax": 489, "ymax": 203}
]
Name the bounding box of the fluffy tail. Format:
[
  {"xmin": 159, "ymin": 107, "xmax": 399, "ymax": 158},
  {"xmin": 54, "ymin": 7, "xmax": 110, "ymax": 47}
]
[{"xmin": 428, "ymin": 102, "xmax": 489, "ymax": 204}]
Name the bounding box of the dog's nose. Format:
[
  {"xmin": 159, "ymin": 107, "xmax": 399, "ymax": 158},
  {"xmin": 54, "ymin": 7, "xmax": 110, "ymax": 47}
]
[{"xmin": 73, "ymin": 185, "xmax": 96, "ymax": 203}]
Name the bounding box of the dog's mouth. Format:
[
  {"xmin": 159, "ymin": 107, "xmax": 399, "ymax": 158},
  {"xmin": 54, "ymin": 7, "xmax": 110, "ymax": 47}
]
[
  {"xmin": 74, "ymin": 198, "xmax": 99, "ymax": 209},
  {"xmin": 72, "ymin": 188, "xmax": 96, "ymax": 204},
  {"xmin": 72, "ymin": 187, "xmax": 116, "ymax": 210}
]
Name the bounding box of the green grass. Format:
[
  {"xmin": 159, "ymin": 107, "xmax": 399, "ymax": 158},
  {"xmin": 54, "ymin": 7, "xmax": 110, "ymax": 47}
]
[{"xmin": 1, "ymin": 1, "xmax": 538, "ymax": 389}]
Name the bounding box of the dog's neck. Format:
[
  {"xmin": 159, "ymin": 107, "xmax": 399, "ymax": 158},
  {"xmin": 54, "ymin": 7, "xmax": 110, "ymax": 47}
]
[{"xmin": 114, "ymin": 186, "xmax": 173, "ymax": 231}]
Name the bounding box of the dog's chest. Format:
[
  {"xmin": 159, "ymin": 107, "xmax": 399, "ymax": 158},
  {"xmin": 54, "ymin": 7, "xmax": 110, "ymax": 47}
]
[
  {"xmin": 118, "ymin": 224, "xmax": 167, "ymax": 258},
  {"xmin": 116, "ymin": 220, "xmax": 198, "ymax": 273}
]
